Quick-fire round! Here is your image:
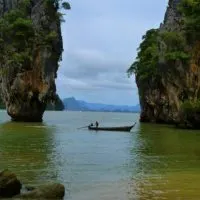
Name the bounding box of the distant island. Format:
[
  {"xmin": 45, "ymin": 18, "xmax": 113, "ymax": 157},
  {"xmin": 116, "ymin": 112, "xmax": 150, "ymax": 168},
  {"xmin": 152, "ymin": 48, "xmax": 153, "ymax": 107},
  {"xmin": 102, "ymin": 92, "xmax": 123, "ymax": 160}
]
[
  {"xmin": 0, "ymin": 94, "xmax": 65, "ymax": 111},
  {"xmin": 0, "ymin": 96, "xmax": 140, "ymax": 113},
  {"xmin": 62, "ymin": 97, "xmax": 140, "ymax": 113}
]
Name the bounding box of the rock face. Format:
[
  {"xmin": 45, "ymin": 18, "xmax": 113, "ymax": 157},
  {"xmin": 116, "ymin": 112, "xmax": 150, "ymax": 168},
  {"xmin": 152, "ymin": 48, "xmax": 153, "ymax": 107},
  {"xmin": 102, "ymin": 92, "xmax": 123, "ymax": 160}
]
[
  {"xmin": 15, "ymin": 183, "xmax": 65, "ymax": 199},
  {"xmin": 0, "ymin": 0, "xmax": 63, "ymax": 121},
  {"xmin": 134, "ymin": 0, "xmax": 200, "ymax": 127},
  {"xmin": 0, "ymin": 170, "xmax": 65, "ymax": 199},
  {"xmin": 137, "ymin": 0, "xmax": 182, "ymax": 124},
  {"xmin": 46, "ymin": 94, "xmax": 64, "ymax": 111},
  {"xmin": 0, "ymin": 169, "xmax": 21, "ymax": 197}
]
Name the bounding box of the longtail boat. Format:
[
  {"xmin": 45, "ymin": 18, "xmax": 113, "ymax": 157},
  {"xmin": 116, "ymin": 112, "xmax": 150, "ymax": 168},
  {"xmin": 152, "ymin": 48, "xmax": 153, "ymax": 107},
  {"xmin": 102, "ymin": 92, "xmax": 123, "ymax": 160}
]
[{"xmin": 88, "ymin": 123, "xmax": 136, "ymax": 132}]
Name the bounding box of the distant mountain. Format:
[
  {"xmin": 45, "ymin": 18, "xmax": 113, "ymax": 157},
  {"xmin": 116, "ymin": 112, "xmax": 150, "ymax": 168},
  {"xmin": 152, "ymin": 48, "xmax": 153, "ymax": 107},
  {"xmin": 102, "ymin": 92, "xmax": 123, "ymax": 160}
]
[{"xmin": 62, "ymin": 97, "xmax": 140, "ymax": 113}]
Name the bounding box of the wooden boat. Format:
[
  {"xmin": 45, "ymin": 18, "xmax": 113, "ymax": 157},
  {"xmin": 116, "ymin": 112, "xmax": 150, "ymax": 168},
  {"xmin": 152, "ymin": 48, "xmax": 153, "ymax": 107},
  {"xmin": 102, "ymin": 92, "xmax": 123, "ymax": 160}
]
[{"xmin": 88, "ymin": 123, "xmax": 136, "ymax": 132}]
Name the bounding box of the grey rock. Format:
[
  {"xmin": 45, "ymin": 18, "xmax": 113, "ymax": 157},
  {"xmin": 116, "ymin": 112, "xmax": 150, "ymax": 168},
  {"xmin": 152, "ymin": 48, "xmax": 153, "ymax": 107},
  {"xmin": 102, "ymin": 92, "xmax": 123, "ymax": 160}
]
[
  {"xmin": 14, "ymin": 183, "xmax": 65, "ymax": 199},
  {"xmin": 0, "ymin": 169, "xmax": 21, "ymax": 198}
]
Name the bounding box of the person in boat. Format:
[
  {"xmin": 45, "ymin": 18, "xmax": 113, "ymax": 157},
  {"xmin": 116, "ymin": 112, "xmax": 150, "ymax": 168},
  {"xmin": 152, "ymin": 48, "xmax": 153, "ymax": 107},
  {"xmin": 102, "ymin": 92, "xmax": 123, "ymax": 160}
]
[
  {"xmin": 95, "ymin": 121, "xmax": 99, "ymax": 128},
  {"xmin": 89, "ymin": 123, "xmax": 94, "ymax": 127}
]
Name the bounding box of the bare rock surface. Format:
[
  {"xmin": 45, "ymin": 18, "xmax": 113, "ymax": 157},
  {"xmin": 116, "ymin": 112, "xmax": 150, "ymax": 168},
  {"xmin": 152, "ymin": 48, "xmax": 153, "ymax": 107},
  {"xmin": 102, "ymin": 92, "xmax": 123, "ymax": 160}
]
[
  {"xmin": 0, "ymin": 170, "xmax": 21, "ymax": 198},
  {"xmin": 14, "ymin": 183, "xmax": 65, "ymax": 200}
]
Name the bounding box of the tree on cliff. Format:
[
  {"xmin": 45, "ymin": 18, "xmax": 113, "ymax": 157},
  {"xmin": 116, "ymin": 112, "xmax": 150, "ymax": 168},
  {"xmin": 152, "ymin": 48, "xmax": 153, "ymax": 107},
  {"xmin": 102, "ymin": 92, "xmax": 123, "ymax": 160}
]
[
  {"xmin": 127, "ymin": 29, "xmax": 159, "ymax": 81},
  {"xmin": 179, "ymin": 0, "xmax": 200, "ymax": 42}
]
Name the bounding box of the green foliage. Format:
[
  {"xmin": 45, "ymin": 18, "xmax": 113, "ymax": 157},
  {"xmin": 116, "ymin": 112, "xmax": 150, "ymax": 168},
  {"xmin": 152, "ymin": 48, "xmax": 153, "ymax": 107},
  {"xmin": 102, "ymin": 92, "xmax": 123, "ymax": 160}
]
[
  {"xmin": 179, "ymin": 0, "xmax": 200, "ymax": 41},
  {"xmin": 160, "ymin": 31, "xmax": 186, "ymax": 50},
  {"xmin": 45, "ymin": 0, "xmax": 70, "ymax": 24},
  {"xmin": 128, "ymin": 0, "xmax": 200, "ymax": 81},
  {"xmin": 127, "ymin": 29, "xmax": 159, "ymax": 81},
  {"xmin": 160, "ymin": 31, "xmax": 190, "ymax": 62},
  {"xmin": 56, "ymin": 12, "xmax": 65, "ymax": 22},
  {"xmin": 127, "ymin": 31, "xmax": 190, "ymax": 82},
  {"xmin": 0, "ymin": 6, "xmax": 34, "ymax": 67},
  {"xmin": 45, "ymin": 0, "xmax": 71, "ymax": 11},
  {"xmin": 181, "ymin": 99, "xmax": 200, "ymax": 113},
  {"xmin": 165, "ymin": 51, "xmax": 190, "ymax": 61},
  {"xmin": 62, "ymin": 2, "xmax": 71, "ymax": 10},
  {"xmin": 45, "ymin": 31, "xmax": 58, "ymax": 43},
  {"xmin": 0, "ymin": 0, "xmax": 70, "ymax": 68}
]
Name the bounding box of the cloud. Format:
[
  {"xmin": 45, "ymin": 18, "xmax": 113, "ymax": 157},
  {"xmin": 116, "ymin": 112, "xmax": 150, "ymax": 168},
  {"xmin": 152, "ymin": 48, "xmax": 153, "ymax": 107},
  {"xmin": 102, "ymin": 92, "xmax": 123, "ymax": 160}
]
[{"xmin": 56, "ymin": 0, "xmax": 168, "ymax": 105}]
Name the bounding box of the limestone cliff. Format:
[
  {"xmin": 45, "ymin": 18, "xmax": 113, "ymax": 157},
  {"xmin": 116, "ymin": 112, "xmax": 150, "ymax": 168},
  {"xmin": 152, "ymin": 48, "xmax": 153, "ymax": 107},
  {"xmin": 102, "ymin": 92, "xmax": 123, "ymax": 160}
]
[
  {"xmin": 129, "ymin": 0, "xmax": 200, "ymax": 128},
  {"xmin": 46, "ymin": 94, "xmax": 64, "ymax": 110},
  {"xmin": 0, "ymin": 95, "xmax": 64, "ymax": 111},
  {"xmin": 0, "ymin": 0, "xmax": 67, "ymax": 121}
]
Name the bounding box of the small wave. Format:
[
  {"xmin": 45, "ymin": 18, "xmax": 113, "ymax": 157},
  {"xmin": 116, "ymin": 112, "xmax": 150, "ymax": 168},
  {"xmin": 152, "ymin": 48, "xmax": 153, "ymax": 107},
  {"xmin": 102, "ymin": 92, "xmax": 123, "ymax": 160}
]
[{"xmin": 26, "ymin": 126, "xmax": 47, "ymax": 128}]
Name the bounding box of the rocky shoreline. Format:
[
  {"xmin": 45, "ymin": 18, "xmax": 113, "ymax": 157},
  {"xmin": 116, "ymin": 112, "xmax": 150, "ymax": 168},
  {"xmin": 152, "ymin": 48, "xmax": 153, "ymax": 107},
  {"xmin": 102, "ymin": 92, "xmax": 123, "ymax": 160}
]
[{"xmin": 0, "ymin": 170, "xmax": 65, "ymax": 199}]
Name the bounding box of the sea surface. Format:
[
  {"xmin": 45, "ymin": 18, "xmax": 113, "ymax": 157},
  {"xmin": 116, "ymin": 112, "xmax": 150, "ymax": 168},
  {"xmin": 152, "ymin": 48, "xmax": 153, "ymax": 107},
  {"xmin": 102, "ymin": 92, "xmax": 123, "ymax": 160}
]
[{"xmin": 0, "ymin": 111, "xmax": 200, "ymax": 199}]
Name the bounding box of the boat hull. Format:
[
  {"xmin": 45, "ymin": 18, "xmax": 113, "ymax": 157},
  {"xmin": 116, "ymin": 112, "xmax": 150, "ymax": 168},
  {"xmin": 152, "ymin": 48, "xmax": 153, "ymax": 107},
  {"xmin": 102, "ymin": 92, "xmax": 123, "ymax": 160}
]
[{"xmin": 88, "ymin": 124, "xmax": 135, "ymax": 132}]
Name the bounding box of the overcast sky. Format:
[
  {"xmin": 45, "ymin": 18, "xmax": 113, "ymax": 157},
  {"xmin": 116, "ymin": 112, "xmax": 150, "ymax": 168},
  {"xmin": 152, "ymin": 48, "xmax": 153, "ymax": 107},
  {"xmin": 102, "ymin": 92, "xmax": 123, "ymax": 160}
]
[{"xmin": 56, "ymin": 0, "xmax": 168, "ymax": 105}]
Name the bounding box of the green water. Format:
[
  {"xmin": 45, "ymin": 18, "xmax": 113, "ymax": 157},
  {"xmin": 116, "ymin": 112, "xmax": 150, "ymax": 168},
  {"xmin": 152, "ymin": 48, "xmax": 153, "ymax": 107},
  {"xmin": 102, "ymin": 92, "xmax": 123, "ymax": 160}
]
[{"xmin": 0, "ymin": 111, "xmax": 200, "ymax": 199}]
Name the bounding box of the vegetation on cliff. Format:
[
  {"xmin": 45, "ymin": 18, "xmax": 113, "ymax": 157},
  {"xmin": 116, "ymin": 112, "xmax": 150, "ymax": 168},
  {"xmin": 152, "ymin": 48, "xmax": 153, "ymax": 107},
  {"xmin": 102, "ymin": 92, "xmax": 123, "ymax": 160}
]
[
  {"xmin": 0, "ymin": 4, "xmax": 34, "ymax": 68},
  {"xmin": 160, "ymin": 31, "xmax": 190, "ymax": 62},
  {"xmin": 128, "ymin": 30, "xmax": 190, "ymax": 81},
  {"xmin": 179, "ymin": 0, "xmax": 200, "ymax": 42},
  {"xmin": 179, "ymin": 100, "xmax": 200, "ymax": 129},
  {"xmin": 181, "ymin": 100, "xmax": 200, "ymax": 113},
  {"xmin": 0, "ymin": 0, "xmax": 70, "ymax": 69},
  {"xmin": 178, "ymin": 0, "xmax": 200, "ymax": 119},
  {"xmin": 127, "ymin": 29, "xmax": 159, "ymax": 81}
]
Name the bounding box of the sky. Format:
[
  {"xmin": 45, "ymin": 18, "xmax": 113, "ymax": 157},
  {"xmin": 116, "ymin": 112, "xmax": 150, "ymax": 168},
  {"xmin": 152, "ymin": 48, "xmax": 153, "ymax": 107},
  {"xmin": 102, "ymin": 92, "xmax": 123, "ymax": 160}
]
[{"xmin": 56, "ymin": 0, "xmax": 168, "ymax": 105}]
